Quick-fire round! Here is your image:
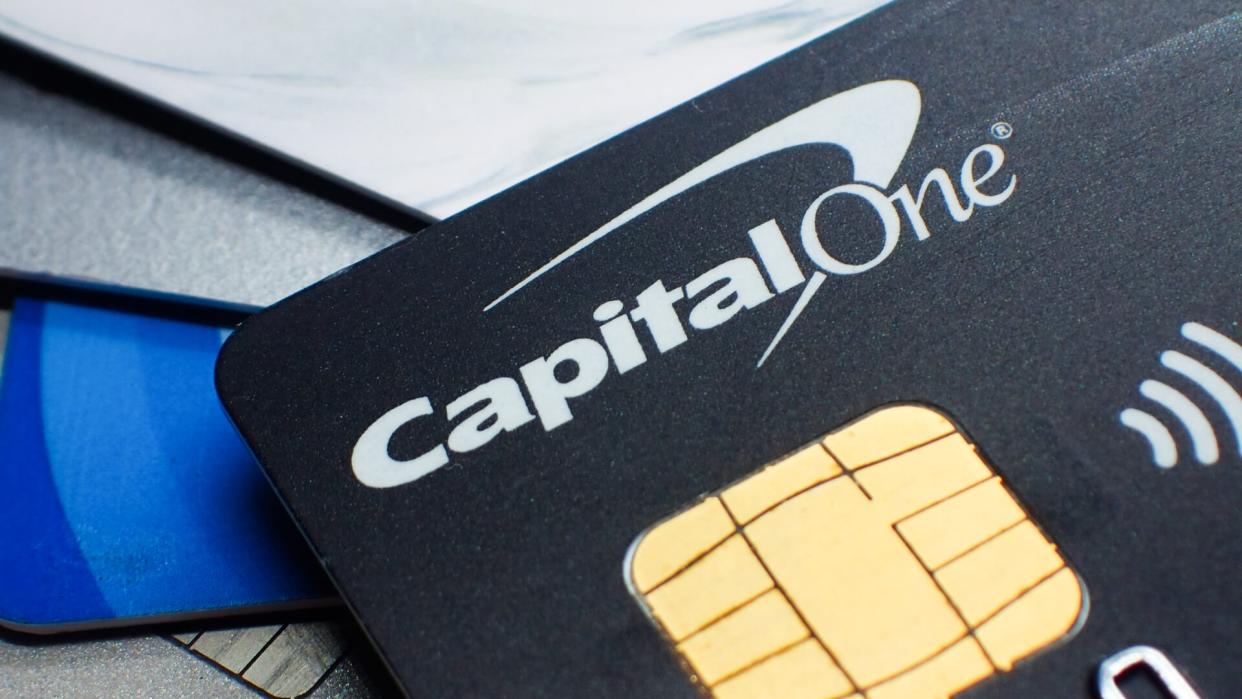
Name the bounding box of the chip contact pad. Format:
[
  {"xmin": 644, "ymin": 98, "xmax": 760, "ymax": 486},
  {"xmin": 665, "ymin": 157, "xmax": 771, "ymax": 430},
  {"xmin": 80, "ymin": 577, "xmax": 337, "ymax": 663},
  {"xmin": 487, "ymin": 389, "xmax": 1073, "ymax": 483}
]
[{"xmin": 627, "ymin": 404, "xmax": 1084, "ymax": 699}]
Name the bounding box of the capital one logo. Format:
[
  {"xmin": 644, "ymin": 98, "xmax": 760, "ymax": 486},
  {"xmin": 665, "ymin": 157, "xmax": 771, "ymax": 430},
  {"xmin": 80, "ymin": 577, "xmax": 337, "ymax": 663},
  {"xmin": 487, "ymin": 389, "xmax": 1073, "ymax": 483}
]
[{"xmin": 353, "ymin": 80, "xmax": 1018, "ymax": 488}]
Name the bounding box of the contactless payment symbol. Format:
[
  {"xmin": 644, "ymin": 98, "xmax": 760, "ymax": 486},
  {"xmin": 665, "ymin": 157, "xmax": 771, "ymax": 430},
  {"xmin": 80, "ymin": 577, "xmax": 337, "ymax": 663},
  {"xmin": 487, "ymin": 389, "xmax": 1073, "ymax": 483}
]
[
  {"xmin": 1119, "ymin": 321, "xmax": 1242, "ymax": 469},
  {"xmin": 626, "ymin": 405, "xmax": 1084, "ymax": 699}
]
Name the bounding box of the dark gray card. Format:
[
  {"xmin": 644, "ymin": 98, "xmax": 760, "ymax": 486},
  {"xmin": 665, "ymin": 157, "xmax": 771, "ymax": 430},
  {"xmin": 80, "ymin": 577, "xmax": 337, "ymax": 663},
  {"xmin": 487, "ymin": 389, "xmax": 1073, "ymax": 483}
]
[{"xmin": 217, "ymin": 1, "xmax": 1242, "ymax": 696}]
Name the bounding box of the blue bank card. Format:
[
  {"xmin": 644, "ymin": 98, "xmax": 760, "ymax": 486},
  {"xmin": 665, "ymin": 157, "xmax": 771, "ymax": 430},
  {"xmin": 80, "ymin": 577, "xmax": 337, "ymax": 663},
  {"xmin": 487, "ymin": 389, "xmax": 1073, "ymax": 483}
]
[{"xmin": 0, "ymin": 293, "xmax": 332, "ymax": 631}]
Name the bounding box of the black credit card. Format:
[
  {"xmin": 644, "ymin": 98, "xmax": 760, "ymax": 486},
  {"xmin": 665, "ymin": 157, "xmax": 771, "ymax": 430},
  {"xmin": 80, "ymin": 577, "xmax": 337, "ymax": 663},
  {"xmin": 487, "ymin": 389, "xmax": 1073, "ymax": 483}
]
[{"xmin": 216, "ymin": 1, "xmax": 1241, "ymax": 697}]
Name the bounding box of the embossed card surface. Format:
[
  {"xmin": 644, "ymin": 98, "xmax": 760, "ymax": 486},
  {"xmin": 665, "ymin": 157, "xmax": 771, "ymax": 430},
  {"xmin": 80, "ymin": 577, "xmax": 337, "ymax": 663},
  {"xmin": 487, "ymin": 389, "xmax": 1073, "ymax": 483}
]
[{"xmin": 216, "ymin": 2, "xmax": 1241, "ymax": 697}]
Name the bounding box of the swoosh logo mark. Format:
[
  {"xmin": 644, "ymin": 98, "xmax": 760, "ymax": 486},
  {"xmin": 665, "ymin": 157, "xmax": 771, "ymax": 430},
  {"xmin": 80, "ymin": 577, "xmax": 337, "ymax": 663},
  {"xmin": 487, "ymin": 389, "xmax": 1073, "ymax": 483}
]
[{"xmin": 485, "ymin": 79, "xmax": 922, "ymax": 311}]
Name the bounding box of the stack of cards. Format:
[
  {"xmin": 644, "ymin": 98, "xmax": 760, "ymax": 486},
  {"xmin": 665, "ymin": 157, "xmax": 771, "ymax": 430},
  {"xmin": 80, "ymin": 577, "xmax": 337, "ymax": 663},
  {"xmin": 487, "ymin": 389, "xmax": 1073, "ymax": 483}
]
[
  {"xmin": 0, "ymin": 2, "xmax": 886, "ymax": 697},
  {"xmin": 4, "ymin": 0, "xmax": 1238, "ymax": 698}
]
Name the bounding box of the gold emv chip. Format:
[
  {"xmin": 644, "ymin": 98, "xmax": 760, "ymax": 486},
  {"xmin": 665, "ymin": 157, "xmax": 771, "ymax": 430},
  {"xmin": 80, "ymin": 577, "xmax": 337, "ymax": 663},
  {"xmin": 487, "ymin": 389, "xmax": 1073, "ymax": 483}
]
[{"xmin": 626, "ymin": 405, "xmax": 1084, "ymax": 699}]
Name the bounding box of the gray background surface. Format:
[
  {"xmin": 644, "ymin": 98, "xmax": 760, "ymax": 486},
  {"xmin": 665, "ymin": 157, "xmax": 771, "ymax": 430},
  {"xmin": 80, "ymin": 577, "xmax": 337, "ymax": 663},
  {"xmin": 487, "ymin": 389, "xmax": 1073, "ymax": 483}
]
[
  {"xmin": 0, "ymin": 623, "xmax": 393, "ymax": 698},
  {"xmin": 0, "ymin": 42, "xmax": 420, "ymax": 309}
]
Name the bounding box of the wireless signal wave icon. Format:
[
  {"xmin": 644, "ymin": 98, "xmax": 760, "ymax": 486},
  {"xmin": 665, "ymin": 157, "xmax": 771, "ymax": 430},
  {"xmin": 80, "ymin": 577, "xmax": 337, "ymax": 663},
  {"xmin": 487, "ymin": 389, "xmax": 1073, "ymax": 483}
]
[{"xmin": 1120, "ymin": 322, "xmax": 1242, "ymax": 469}]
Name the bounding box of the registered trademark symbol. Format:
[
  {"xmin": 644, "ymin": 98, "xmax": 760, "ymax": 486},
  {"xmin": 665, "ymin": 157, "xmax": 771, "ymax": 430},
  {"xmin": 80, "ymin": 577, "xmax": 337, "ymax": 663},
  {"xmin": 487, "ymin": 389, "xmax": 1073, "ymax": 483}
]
[{"xmin": 990, "ymin": 121, "xmax": 1013, "ymax": 139}]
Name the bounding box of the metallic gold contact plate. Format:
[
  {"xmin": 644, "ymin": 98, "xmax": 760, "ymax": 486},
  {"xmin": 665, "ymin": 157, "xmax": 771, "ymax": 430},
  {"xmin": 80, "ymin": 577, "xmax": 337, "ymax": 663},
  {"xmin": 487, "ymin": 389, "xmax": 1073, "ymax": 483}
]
[{"xmin": 627, "ymin": 405, "xmax": 1085, "ymax": 699}]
